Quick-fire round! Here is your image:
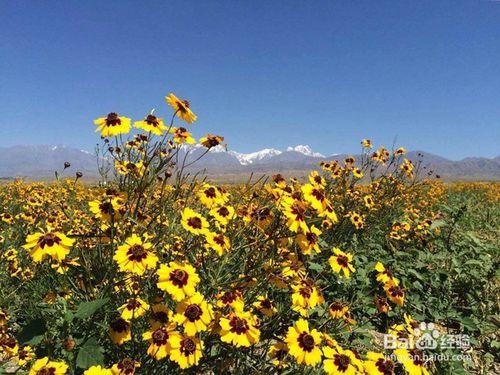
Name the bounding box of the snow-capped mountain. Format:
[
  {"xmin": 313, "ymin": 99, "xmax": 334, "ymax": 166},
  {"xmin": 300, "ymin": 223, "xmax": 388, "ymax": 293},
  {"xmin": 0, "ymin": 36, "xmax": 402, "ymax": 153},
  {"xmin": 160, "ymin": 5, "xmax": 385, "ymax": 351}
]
[
  {"xmin": 286, "ymin": 145, "xmax": 325, "ymax": 158},
  {"xmin": 229, "ymin": 148, "xmax": 282, "ymax": 165},
  {"xmin": 0, "ymin": 144, "xmax": 498, "ymax": 180}
]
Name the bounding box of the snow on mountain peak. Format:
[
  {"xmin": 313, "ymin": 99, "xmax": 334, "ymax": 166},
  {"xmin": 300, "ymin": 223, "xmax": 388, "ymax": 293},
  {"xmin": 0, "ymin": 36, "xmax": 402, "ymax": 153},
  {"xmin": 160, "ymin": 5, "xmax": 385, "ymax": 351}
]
[
  {"xmin": 286, "ymin": 145, "xmax": 325, "ymax": 158},
  {"xmin": 229, "ymin": 148, "xmax": 282, "ymax": 165}
]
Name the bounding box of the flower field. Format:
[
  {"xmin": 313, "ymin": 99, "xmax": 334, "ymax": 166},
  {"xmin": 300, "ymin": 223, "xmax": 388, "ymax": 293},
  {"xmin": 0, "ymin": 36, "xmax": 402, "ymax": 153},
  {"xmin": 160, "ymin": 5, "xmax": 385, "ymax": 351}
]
[{"xmin": 0, "ymin": 93, "xmax": 498, "ymax": 374}]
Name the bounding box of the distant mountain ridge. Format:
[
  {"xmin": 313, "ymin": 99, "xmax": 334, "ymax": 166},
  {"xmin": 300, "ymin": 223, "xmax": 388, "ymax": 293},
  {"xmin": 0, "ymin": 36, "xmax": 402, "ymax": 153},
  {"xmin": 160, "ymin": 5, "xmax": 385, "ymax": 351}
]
[{"xmin": 0, "ymin": 144, "xmax": 498, "ymax": 181}]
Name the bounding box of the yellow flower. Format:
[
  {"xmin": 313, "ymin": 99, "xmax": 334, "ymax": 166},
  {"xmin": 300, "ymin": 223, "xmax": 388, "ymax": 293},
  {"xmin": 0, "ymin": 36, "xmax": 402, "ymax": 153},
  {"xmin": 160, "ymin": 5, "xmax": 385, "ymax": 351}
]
[
  {"xmin": 134, "ymin": 114, "xmax": 168, "ymax": 136},
  {"xmin": 363, "ymin": 195, "xmax": 375, "ymax": 209},
  {"xmin": 14, "ymin": 345, "xmax": 35, "ymax": 367},
  {"xmin": 94, "ymin": 112, "xmax": 131, "ymax": 137},
  {"xmin": 361, "ymin": 139, "xmax": 373, "ymax": 148},
  {"xmin": 215, "ymin": 290, "xmax": 245, "ymax": 311},
  {"xmin": 374, "ymin": 262, "xmax": 397, "ymax": 285},
  {"xmin": 165, "ymin": 93, "xmax": 197, "ymax": 123},
  {"xmin": 157, "ymin": 262, "xmax": 200, "ymax": 301},
  {"xmin": 209, "ymin": 204, "xmax": 235, "ymax": 225},
  {"xmin": 109, "ymin": 318, "xmax": 131, "ymax": 345},
  {"xmin": 114, "ymin": 234, "xmax": 158, "ymax": 275},
  {"xmin": 323, "ymin": 345, "xmax": 363, "ymax": 374},
  {"xmin": 296, "ymin": 226, "xmax": 322, "ymax": 255},
  {"xmin": 23, "ymin": 230, "xmax": 74, "ymax": 263},
  {"xmin": 352, "ymin": 168, "xmax": 363, "ymax": 179},
  {"xmin": 253, "ymin": 295, "xmax": 277, "ymax": 317},
  {"xmin": 291, "ymin": 280, "xmax": 324, "ymax": 317},
  {"xmin": 285, "ymin": 318, "xmax": 322, "ymax": 366},
  {"xmin": 89, "ymin": 195, "xmax": 125, "ymax": 222},
  {"xmin": 219, "ymin": 310, "xmax": 261, "ymax": 347},
  {"xmin": 197, "ymin": 184, "xmax": 228, "ymax": 207},
  {"xmin": 143, "ymin": 325, "xmax": 180, "ymax": 360},
  {"xmin": 169, "ymin": 334, "xmax": 204, "ymax": 369},
  {"xmin": 348, "ymin": 211, "xmax": 364, "ymax": 229},
  {"xmin": 84, "ymin": 365, "xmax": 113, "ymax": 375},
  {"xmin": 384, "ymin": 280, "xmax": 405, "ymax": 307},
  {"xmin": 170, "ymin": 127, "xmax": 196, "ymax": 144},
  {"xmin": 110, "ymin": 358, "xmax": 140, "ymax": 375},
  {"xmin": 329, "ymin": 248, "xmax": 355, "ymax": 278},
  {"xmin": 363, "ymin": 352, "xmax": 396, "ymax": 375},
  {"xmin": 302, "ymin": 183, "xmax": 329, "ymax": 213},
  {"xmin": 199, "ymin": 134, "xmax": 224, "ymax": 148},
  {"xmin": 181, "ymin": 208, "xmax": 210, "ymax": 236},
  {"xmin": 149, "ymin": 303, "xmax": 174, "ymax": 329},
  {"xmin": 204, "ymin": 232, "xmax": 230, "ymax": 256},
  {"xmin": 29, "ymin": 357, "xmax": 68, "ymax": 375},
  {"xmin": 268, "ymin": 341, "xmax": 289, "ymax": 368},
  {"xmin": 281, "ymin": 197, "xmax": 309, "ymax": 233},
  {"xmin": 172, "ymin": 292, "xmax": 213, "ymax": 336},
  {"xmin": 118, "ymin": 297, "xmax": 150, "ymax": 321},
  {"xmin": 114, "ymin": 160, "xmax": 145, "ymax": 177},
  {"xmin": 394, "ymin": 348, "xmax": 429, "ymax": 375}
]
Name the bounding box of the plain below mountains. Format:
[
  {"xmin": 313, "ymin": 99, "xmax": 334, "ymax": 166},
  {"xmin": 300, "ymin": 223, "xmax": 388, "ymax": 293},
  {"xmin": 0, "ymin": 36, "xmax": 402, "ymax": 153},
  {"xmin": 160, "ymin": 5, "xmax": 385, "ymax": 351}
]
[{"xmin": 0, "ymin": 144, "xmax": 498, "ymax": 181}]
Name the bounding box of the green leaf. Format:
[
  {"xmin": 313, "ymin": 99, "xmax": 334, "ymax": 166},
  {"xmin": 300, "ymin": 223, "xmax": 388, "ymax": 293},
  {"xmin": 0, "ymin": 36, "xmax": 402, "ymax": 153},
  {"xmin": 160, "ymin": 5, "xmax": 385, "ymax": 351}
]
[
  {"xmin": 17, "ymin": 318, "xmax": 46, "ymax": 345},
  {"xmin": 74, "ymin": 298, "xmax": 109, "ymax": 319},
  {"xmin": 308, "ymin": 262, "xmax": 324, "ymax": 272},
  {"xmin": 76, "ymin": 337, "xmax": 104, "ymax": 369}
]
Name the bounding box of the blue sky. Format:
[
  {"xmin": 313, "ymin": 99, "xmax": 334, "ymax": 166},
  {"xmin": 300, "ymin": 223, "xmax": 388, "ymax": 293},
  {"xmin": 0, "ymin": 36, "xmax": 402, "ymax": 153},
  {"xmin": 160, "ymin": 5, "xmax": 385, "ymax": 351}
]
[{"xmin": 1, "ymin": 1, "xmax": 499, "ymax": 160}]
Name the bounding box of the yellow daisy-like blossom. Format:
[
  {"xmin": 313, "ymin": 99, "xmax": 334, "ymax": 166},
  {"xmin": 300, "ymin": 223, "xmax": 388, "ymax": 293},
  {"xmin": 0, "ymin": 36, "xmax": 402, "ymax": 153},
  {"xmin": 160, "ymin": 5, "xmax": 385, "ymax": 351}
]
[
  {"xmin": 170, "ymin": 127, "xmax": 196, "ymax": 144},
  {"xmin": 109, "ymin": 318, "xmax": 131, "ymax": 346},
  {"xmin": 134, "ymin": 114, "xmax": 168, "ymax": 136},
  {"xmin": 268, "ymin": 341, "xmax": 289, "ymax": 368},
  {"xmin": 219, "ymin": 310, "xmax": 261, "ymax": 347},
  {"xmin": 143, "ymin": 324, "xmax": 180, "ymax": 360},
  {"xmin": 253, "ymin": 295, "xmax": 277, "ymax": 317},
  {"xmin": 363, "ymin": 352, "xmax": 396, "ymax": 375},
  {"xmin": 204, "ymin": 232, "xmax": 230, "ymax": 256},
  {"xmin": 296, "ymin": 225, "xmax": 322, "ymax": 255},
  {"xmin": 394, "ymin": 348, "xmax": 429, "ymax": 375},
  {"xmin": 209, "ymin": 204, "xmax": 235, "ymax": 225},
  {"xmin": 84, "ymin": 365, "xmax": 113, "ymax": 375},
  {"xmin": 172, "ymin": 292, "xmax": 213, "ymax": 336},
  {"xmin": 110, "ymin": 358, "xmax": 140, "ymax": 375},
  {"xmin": 374, "ymin": 262, "xmax": 397, "ymax": 285},
  {"xmin": 169, "ymin": 334, "xmax": 204, "ymax": 369},
  {"xmin": 329, "ymin": 248, "xmax": 355, "ymax": 278},
  {"xmin": 166, "ymin": 93, "xmax": 197, "ymax": 123},
  {"xmin": 113, "ymin": 234, "xmax": 158, "ymax": 275},
  {"xmin": 118, "ymin": 297, "xmax": 150, "ymax": 321},
  {"xmin": 285, "ymin": 318, "xmax": 323, "ymax": 366},
  {"xmin": 114, "ymin": 160, "xmax": 145, "ymax": 177},
  {"xmin": 14, "ymin": 345, "xmax": 35, "ymax": 367},
  {"xmin": 181, "ymin": 208, "xmax": 210, "ymax": 236},
  {"xmin": 94, "ymin": 112, "xmax": 131, "ymax": 137},
  {"xmin": 157, "ymin": 262, "xmax": 200, "ymax": 301},
  {"xmin": 384, "ymin": 279, "xmax": 405, "ymax": 307},
  {"xmin": 29, "ymin": 357, "xmax": 68, "ymax": 375},
  {"xmin": 291, "ymin": 280, "xmax": 325, "ymax": 317},
  {"xmin": 199, "ymin": 134, "xmax": 224, "ymax": 148},
  {"xmin": 23, "ymin": 230, "xmax": 74, "ymax": 263},
  {"xmin": 323, "ymin": 345, "xmax": 363, "ymax": 374}
]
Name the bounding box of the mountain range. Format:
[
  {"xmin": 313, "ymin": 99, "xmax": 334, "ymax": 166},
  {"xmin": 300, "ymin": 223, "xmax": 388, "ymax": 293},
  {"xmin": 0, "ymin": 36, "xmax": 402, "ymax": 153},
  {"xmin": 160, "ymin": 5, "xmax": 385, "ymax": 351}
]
[{"xmin": 0, "ymin": 144, "xmax": 498, "ymax": 181}]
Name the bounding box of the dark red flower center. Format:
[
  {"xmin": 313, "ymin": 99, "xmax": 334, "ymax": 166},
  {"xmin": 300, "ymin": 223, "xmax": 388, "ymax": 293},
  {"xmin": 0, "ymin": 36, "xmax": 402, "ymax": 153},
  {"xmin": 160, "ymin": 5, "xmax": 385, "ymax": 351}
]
[
  {"xmin": 180, "ymin": 337, "xmax": 196, "ymax": 356},
  {"xmin": 170, "ymin": 269, "xmax": 189, "ymax": 287},
  {"xmin": 187, "ymin": 217, "xmax": 202, "ymax": 229},
  {"xmin": 298, "ymin": 333, "xmax": 315, "ymax": 352},
  {"xmin": 334, "ymin": 353, "xmax": 351, "ymax": 371},
  {"xmin": 184, "ymin": 304, "xmax": 203, "ymax": 322},
  {"xmin": 229, "ymin": 316, "xmax": 249, "ymax": 334},
  {"xmin": 105, "ymin": 112, "xmax": 121, "ymax": 126},
  {"xmin": 38, "ymin": 233, "xmax": 62, "ymax": 248},
  {"xmin": 127, "ymin": 245, "xmax": 147, "ymax": 261}
]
